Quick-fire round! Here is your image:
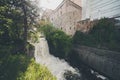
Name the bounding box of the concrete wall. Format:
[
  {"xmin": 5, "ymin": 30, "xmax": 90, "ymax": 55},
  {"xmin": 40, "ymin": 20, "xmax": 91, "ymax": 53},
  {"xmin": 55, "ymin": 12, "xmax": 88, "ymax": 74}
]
[{"xmin": 74, "ymin": 45, "xmax": 120, "ymax": 80}]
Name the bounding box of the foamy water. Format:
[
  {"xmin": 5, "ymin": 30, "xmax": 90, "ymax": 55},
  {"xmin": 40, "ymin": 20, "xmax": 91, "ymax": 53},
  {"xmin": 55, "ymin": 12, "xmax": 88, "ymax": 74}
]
[{"xmin": 34, "ymin": 37, "xmax": 80, "ymax": 80}]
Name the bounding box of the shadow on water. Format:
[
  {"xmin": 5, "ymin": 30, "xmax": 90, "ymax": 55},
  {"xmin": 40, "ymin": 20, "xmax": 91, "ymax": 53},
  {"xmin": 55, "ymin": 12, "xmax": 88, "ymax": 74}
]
[
  {"xmin": 66, "ymin": 49, "xmax": 109, "ymax": 80},
  {"xmin": 34, "ymin": 37, "xmax": 82, "ymax": 80}
]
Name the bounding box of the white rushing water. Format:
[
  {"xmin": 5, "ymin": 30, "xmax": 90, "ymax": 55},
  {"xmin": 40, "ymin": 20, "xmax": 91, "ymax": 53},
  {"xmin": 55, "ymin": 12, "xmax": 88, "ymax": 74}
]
[{"xmin": 34, "ymin": 37, "xmax": 80, "ymax": 80}]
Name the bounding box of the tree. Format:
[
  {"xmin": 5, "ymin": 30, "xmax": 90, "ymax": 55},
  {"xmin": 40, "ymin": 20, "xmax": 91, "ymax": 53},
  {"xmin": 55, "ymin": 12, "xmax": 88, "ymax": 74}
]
[
  {"xmin": 40, "ymin": 25, "xmax": 72, "ymax": 58},
  {"xmin": 20, "ymin": 0, "xmax": 40, "ymax": 52},
  {"xmin": 0, "ymin": 0, "xmax": 40, "ymax": 53}
]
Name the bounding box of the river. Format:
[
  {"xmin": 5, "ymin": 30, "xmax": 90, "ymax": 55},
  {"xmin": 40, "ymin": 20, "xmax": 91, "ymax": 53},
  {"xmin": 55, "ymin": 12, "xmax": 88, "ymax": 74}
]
[
  {"xmin": 33, "ymin": 37, "xmax": 109, "ymax": 80},
  {"xmin": 34, "ymin": 37, "xmax": 80, "ymax": 80}
]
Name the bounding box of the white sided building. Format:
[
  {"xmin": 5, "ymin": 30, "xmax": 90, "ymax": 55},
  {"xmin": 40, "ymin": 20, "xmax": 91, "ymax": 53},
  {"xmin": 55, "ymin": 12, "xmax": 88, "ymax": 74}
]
[{"xmin": 82, "ymin": 0, "xmax": 120, "ymax": 20}]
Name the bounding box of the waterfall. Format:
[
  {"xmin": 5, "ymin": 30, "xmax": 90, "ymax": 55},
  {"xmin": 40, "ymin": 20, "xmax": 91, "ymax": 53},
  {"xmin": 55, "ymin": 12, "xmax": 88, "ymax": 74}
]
[{"xmin": 34, "ymin": 37, "xmax": 80, "ymax": 80}]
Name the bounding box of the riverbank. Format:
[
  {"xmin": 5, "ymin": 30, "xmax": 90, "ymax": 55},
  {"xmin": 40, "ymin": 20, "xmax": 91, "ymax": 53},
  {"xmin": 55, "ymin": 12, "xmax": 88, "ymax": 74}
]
[
  {"xmin": 67, "ymin": 46, "xmax": 110, "ymax": 80},
  {"xmin": 0, "ymin": 45, "xmax": 56, "ymax": 80},
  {"xmin": 38, "ymin": 18, "xmax": 119, "ymax": 80}
]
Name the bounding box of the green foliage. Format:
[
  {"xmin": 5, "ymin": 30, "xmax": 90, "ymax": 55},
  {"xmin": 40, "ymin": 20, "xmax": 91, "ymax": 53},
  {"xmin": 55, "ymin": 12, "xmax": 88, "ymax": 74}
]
[
  {"xmin": 90, "ymin": 18, "xmax": 116, "ymax": 45},
  {"xmin": 39, "ymin": 24, "xmax": 55, "ymax": 37},
  {"xmin": 0, "ymin": 0, "xmax": 39, "ymax": 53},
  {"xmin": 0, "ymin": 54, "xmax": 56, "ymax": 80},
  {"xmin": 17, "ymin": 59, "xmax": 56, "ymax": 80},
  {"xmin": 73, "ymin": 31, "xmax": 96, "ymax": 47},
  {"xmin": 0, "ymin": 54, "xmax": 30, "ymax": 80},
  {"xmin": 40, "ymin": 24, "xmax": 72, "ymax": 58},
  {"xmin": 0, "ymin": 0, "xmax": 24, "ymax": 44},
  {"xmin": 0, "ymin": 1, "xmax": 56, "ymax": 80},
  {"xmin": 48, "ymin": 30, "xmax": 72, "ymax": 58},
  {"xmin": 73, "ymin": 18, "xmax": 120, "ymax": 52},
  {"xmin": 28, "ymin": 31, "xmax": 39, "ymax": 43}
]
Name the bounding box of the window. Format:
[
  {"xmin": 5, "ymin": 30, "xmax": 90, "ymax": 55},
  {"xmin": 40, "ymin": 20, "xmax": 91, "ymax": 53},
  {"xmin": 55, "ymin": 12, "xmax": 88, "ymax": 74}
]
[
  {"xmin": 82, "ymin": 21, "xmax": 84, "ymax": 24},
  {"xmin": 61, "ymin": 11, "xmax": 62, "ymax": 15},
  {"xmin": 51, "ymin": 18, "xmax": 53, "ymax": 21},
  {"xmin": 74, "ymin": 27, "xmax": 76, "ymax": 30}
]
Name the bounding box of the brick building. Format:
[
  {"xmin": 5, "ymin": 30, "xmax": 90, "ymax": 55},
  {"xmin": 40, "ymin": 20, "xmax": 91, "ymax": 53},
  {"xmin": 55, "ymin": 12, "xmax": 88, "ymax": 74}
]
[
  {"xmin": 41, "ymin": 9, "xmax": 53, "ymax": 22},
  {"xmin": 42, "ymin": 0, "xmax": 120, "ymax": 34}
]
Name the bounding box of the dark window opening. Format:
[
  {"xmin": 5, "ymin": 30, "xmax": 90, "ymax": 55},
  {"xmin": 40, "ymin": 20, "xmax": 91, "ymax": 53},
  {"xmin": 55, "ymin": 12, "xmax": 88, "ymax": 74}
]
[
  {"xmin": 61, "ymin": 11, "xmax": 62, "ymax": 15},
  {"xmin": 74, "ymin": 27, "xmax": 76, "ymax": 30}
]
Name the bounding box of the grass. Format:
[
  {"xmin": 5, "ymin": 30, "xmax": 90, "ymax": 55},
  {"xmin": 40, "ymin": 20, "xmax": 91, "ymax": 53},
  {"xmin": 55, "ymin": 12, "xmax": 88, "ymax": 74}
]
[{"xmin": 0, "ymin": 45, "xmax": 56, "ymax": 80}]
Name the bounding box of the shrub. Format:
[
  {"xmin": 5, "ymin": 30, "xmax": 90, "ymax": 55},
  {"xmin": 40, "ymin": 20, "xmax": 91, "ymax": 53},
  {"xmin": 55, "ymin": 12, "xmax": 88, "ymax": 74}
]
[
  {"xmin": 17, "ymin": 59, "xmax": 56, "ymax": 80},
  {"xmin": 0, "ymin": 54, "xmax": 30, "ymax": 80},
  {"xmin": 48, "ymin": 30, "xmax": 72, "ymax": 58},
  {"xmin": 90, "ymin": 18, "xmax": 116, "ymax": 46},
  {"xmin": 73, "ymin": 31, "xmax": 96, "ymax": 47},
  {"xmin": 0, "ymin": 54, "xmax": 56, "ymax": 80},
  {"xmin": 40, "ymin": 24, "xmax": 72, "ymax": 58},
  {"xmin": 73, "ymin": 18, "xmax": 120, "ymax": 52}
]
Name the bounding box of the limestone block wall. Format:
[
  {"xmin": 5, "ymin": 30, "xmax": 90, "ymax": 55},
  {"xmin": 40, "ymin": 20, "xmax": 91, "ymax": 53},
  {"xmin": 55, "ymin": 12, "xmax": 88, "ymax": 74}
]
[
  {"xmin": 50, "ymin": 0, "xmax": 82, "ymax": 36},
  {"xmin": 77, "ymin": 19, "xmax": 91, "ymax": 32},
  {"xmin": 77, "ymin": 19, "xmax": 98, "ymax": 32}
]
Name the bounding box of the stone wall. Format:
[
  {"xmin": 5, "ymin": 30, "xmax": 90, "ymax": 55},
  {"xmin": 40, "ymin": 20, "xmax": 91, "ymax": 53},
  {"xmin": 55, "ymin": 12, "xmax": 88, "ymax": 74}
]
[
  {"xmin": 50, "ymin": 0, "xmax": 82, "ymax": 36},
  {"xmin": 74, "ymin": 45, "xmax": 120, "ymax": 80},
  {"xmin": 77, "ymin": 19, "xmax": 98, "ymax": 32}
]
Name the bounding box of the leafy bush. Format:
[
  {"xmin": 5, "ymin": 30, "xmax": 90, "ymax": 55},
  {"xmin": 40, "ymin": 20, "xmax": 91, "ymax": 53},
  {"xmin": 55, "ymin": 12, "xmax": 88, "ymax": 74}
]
[
  {"xmin": 48, "ymin": 30, "xmax": 72, "ymax": 58},
  {"xmin": 73, "ymin": 18, "xmax": 120, "ymax": 52},
  {"xmin": 39, "ymin": 24, "xmax": 55, "ymax": 37},
  {"xmin": 90, "ymin": 18, "xmax": 116, "ymax": 46},
  {"xmin": 0, "ymin": 40, "xmax": 56, "ymax": 80},
  {"xmin": 0, "ymin": 54, "xmax": 56, "ymax": 80},
  {"xmin": 0, "ymin": 54, "xmax": 30, "ymax": 80},
  {"xmin": 40, "ymin": 24, "xmax": 72, "ymax": 58},
  {"xmin": 17, "ymin": 59, "xmax": 56, "ymax": 80},
  {"xmin": 73, "ymin": 31, "xmax": 96, "ymax": 47}
]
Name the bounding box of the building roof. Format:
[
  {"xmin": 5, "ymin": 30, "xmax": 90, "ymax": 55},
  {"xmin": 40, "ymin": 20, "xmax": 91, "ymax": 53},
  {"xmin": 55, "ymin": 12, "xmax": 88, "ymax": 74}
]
[{"xmin": 53, "ymin": 0, "xmax": 82, "ymax": 13}]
